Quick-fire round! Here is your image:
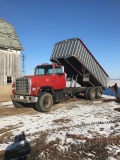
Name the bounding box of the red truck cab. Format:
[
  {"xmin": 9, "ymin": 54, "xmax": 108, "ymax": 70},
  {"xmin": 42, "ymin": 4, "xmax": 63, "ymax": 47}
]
[
  {"xmin": 34, "ymin": 63, "xmax": 66, "ymax": 91},
  {"xmin": 11, "ymin": 63, "xmax": 66, "ymax": 112}
]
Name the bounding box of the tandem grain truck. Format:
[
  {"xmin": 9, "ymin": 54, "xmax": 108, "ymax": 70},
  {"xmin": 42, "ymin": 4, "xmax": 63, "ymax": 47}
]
[{"xmin": 11, "ymin": 38, "xmax": 109, "ymax": 112}]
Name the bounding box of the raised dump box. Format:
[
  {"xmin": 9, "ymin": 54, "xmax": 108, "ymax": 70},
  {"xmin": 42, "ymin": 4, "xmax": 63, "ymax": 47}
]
[{"xmin": 50, "ymin": 38, "xmax": 109, "ymax": 89}]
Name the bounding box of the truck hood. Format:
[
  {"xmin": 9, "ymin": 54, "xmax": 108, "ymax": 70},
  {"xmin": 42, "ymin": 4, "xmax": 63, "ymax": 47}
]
[
  {"xmin": 25, "ymin": 73, "xmax": 66, "ymax": 91},
  {"xmin": 25, "ymin": 75, "xmax": 53, "ymax": 86}
]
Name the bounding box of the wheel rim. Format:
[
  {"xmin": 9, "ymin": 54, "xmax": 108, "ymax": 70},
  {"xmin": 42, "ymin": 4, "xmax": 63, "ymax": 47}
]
[
  {"xmin": 89, "ymin": 88, "xmax": 95, "ymax": 100},
  {"xmin": 42, "ymin": 96, "xmax": 51, "ymax": 109},
  {"xmin": 91, "ymin": 90, "xmax": 95, "ymax": 98},
  {"xmin": 98, "ymin": 91, "xmax": 101, "ymax": 97},
  {"xmin": 96, "ymin": 87, "xmax": 102, "ymax": 98}
]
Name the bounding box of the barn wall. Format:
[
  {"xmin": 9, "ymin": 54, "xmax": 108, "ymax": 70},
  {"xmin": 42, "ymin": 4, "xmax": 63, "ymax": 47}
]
[
  {"xmin": 0, "ymin": 85, "xmax": 12, "ymax": 102},
  {"xmin": 0, "ymin": 48, "xmax": 21, "ymax": 86}
]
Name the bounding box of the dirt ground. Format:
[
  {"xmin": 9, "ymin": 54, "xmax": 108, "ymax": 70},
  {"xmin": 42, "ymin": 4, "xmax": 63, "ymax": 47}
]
[{"xmin": 0, "ymin": 98, "xmax": 120, "ymax": 160}]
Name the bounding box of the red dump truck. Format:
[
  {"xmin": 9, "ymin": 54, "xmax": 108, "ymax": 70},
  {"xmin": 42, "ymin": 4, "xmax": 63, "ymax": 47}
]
[{"xmin": 11, "ymin": 38, "xmax": 109, "ymax": 112}]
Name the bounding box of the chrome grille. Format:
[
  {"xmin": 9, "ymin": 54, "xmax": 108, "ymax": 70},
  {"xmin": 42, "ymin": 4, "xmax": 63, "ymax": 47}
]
[{"xmin": 16, "ymin": 77, "xmax": 30, "ymax": 95}]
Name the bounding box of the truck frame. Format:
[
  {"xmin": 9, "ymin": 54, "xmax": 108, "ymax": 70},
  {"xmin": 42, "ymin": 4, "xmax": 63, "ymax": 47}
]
[{"xmin": 11, "ymin": 38, "xmax": 109, "ymax": 112}]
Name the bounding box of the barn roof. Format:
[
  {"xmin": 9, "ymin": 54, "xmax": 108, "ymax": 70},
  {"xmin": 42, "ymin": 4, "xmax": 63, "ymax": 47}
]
[{"xmin": 0, "ymin": 18, "xmax": 23, "ymax": 50}]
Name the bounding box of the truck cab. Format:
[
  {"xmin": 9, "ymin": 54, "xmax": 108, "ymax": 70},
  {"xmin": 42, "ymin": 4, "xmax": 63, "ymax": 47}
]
[
  {"xmin": 34, "ymin": 63, "xmax": 66, "ymax": 90},
  {"xmin": 11, "ymin": 63, "xmax": 66, "ymax": 112}
]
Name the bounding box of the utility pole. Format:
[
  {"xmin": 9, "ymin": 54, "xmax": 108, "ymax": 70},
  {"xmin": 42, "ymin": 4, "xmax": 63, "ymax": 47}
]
[{"xmin": 21, "ymin": 54, "xmax": 26, "ymax": 76}]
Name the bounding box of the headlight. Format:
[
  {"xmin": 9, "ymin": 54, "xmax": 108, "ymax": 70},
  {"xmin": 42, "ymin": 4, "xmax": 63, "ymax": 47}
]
[{"xmin": 32, "ymin": 87, "xmax": 37, "ymax": 91}]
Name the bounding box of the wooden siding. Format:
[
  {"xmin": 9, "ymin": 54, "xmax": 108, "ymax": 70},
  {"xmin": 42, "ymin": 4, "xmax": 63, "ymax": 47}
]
[{"xmin": 0, "ymin": 49, "xmax": 21, "ymax": 86}]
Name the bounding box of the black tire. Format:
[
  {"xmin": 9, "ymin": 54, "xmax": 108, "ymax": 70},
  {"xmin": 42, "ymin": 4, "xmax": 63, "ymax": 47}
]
[
  {"xmin": 12, "ymin": 100, "xmax": 25, "ymax": 108},
  {"xmin": 95, "ymin": 87, "xmax": 102, "ymax": 99},
  {"xmin": 35, "ymin": 92, "xmax": 53, "ymax": 112},
  {"xmin": 84, "ymin": 88, "xmax": 89, "ymax": 99},
  {"xmin": 88, "ymin": 88, "xmax": 95, "ymax": 100}
]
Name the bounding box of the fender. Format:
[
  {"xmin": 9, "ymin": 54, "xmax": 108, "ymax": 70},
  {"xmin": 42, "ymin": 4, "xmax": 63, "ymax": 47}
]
[{"xmin": 37, "ymin": 86, "xmax": 54, "ymax": 96}]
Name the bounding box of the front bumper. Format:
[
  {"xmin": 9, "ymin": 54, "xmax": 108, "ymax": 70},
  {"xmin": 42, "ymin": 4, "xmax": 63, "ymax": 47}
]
[{"xmin": 11, "ymin": 94, "xmax": 38, "ymax": 103}]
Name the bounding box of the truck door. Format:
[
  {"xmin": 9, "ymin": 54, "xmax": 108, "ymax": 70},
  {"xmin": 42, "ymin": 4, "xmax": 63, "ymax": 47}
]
[{"xmin": 53, "ymin": 66, "xmax": 66, "ymax": 90}]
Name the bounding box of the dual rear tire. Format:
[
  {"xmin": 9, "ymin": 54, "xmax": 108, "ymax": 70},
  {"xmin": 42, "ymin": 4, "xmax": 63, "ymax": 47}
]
[
  {"xmin": 95, "ymin": 87, "xmax": 102, "ymax": 99},
  {"xmin": 84, "ymin": 87, "xmax": 102, "ymax": 100}
]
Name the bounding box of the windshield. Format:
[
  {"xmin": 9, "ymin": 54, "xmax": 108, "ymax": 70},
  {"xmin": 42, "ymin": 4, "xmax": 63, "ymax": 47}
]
[
  {"xmin": 35, "ymin": 65, "xmax": 63, "ymax": 75},
  {"xmin": 35, "ymin": 65, "xmax": 54, "ymax": 75}
]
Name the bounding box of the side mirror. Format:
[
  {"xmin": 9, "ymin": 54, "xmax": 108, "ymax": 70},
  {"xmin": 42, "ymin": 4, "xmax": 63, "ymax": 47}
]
[
  {"xmin": 55, "ymin": 66, "xmax": 64, "ymax": 75},
  {"xmin": 61, "ymin": 66, "xmax": 64, "ymax": 73}
]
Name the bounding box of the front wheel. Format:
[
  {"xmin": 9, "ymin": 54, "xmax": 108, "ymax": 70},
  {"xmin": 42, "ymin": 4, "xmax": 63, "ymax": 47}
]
[
  {"xmin": 12, "ymin": 100, "xmax": 26, "ymax": 108},
  {"xmin": 35, "ymin": 92, "xmax": 53, "ymax": 112}
]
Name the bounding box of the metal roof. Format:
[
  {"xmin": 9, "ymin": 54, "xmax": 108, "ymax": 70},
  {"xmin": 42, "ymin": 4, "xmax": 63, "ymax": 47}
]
[{"xmin": 0, "ymin": 18, "xmax": 23, "ymax": 50}]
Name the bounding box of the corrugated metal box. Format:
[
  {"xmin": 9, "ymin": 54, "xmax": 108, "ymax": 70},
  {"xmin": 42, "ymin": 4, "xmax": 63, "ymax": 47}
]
[{"xmin": 50, "ymin": 38, "xmax": 109, "ymax": 88}]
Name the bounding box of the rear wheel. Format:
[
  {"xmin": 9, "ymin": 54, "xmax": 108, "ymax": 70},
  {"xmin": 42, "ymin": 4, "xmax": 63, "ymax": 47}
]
[
  {"xmin": 35, "ymin": 92, "xmax": 53, "ymax": 112},
  {"xmin": 12, "ymin": 100, "xmax": 25, "ymax": 108},
  {"xmin": 95, "ymin": 87, "xmax": 102, "ymax": 99},
  {"xmin": 88, "ymin": 88, "xmax": 95, "ymax": 100},
  {"xmin": 84, "ymin": 88, "xmax": 89, "ymax": 99}
]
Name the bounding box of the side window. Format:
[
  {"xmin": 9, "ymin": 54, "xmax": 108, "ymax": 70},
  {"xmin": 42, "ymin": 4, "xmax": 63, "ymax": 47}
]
[
  {"xmin": 45, "ymin": 68, "xmax": 53, "ymax": 74},
  {"xmin": 48, "ymin": 68, "xmax": 53, "ymax": 74},
  {"xmin": 7, "ymin": 76, "xmax": 12, "ymax": 84},
  {"xmin": 55, "ymin": 67, "xmax": 62, "ymax": 74},
  {"xmin": 36, "ymin": 68, "xmax": 44, "ymax": 75}
]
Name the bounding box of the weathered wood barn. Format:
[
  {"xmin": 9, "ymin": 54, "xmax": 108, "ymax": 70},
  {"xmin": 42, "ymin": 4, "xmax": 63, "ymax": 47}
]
[{"xmin": 0, "ymin": 18, "xmax": 23, "ymax": 86}]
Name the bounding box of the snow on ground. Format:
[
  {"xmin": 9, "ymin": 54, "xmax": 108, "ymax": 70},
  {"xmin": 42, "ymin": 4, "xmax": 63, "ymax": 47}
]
[
  {"xmin": 0, "ymin": 95, "xmax": 120, "ymax": 157},
  {"xmin": 107, "ymin": 79, "xmax": 120, "ymax": 87},
  {"xmin": 0, "ymin": 101, "xmax": 12, "ymax": 107},
  {"xmin": 0, "ymin": 79, "xmax": 120, "ymax": 159}
]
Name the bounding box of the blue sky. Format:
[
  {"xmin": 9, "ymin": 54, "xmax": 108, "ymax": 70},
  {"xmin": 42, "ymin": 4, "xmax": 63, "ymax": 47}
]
[{"xmin": 0, "ymin": 0, "xmax": 120, "ymax": 79}]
